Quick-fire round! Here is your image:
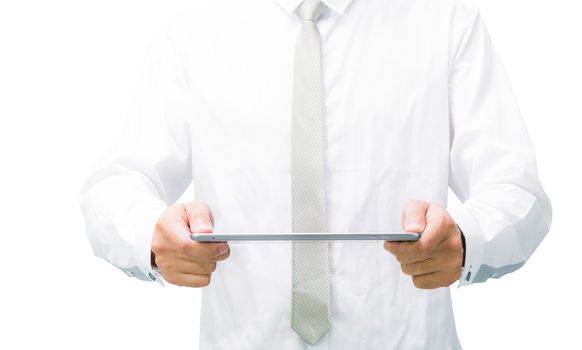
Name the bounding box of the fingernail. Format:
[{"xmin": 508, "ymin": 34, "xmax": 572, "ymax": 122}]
[
  {"xmin": 405, "ymin": 222, "xmax": 423, "ymax": 232},
  {"xmin": 212, "ymin": 245, "xmax": 228, "ymax": 257},
  {"xmin": 194, "ymin": 223, "xmax": 213, "ymax": 232}
]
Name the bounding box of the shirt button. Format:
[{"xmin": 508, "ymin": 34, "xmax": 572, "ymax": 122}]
[
  {"xmin": 466, "ymin": 271, "xmax": 471, "ymax": 281},
  {"xmin": 148, "ymin": 273, "xmax": 156, "ymax": 281}
]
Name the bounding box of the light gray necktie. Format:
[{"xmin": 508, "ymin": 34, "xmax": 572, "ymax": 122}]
[{"xmin": 291, "ymin": 0, "xmax": 331, "ymax": 345}]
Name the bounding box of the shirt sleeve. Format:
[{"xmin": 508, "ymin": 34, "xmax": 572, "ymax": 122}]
[
  {"xmin": 446, "ymin": 8, "xmax": 552, "ymax": 286},
  {"xmin": 79, "ymin": 29, "xmax": 193, "ymax": 283}
]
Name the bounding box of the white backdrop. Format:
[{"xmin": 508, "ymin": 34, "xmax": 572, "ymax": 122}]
[{"xmin": 1, "ymin": 0, "xmax": 580, "ymax": 349}]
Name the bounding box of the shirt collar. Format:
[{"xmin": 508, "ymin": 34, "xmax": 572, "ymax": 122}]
[{"xmin": 274, "ymin": 0, "xmax": 354, "ymax": 15}]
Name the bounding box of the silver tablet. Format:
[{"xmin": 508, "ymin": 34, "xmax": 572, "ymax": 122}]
[{"xmin": 190, "ymin": 232, "xmax": 420, "ymax": 242}]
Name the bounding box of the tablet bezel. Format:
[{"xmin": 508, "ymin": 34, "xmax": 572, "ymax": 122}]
[{"xmin": 190, "ymin": 232, "xmax": 421, "ymax": 242}]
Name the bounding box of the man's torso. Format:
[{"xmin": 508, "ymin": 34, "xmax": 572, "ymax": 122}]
[{"xmin": 168, "ymin": 0, "xmax": 468, "ymax": 348}]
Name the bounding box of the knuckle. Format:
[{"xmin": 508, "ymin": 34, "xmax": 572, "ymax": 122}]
[
  {"xmin": 220, "ymin": 248, "xmax": 231, "ymax": 260},
  {"xmin": 175, "ymin": 240, "xmax": 189, "ymax": 254},
  {"xmin": 412, "ymin": 277, "xmax": 425, "ymax": 289},
  {"xmin": 211, "ymin": 244, "xmax": 229, "ymax": 259},
  {"xmin": 413, "ymin": 276, "xmax": 435, "ymax": 289},
  {"xmin": 440, "ymin": 278, "xmax": 453, "ymax": 288},
  {"xmin": 402, "ymin": 264, "xmax": 416, "ymax": 276},
  {"xmin": 384, "ymin": 245, "xmax": 397, "ymax": 256},
  {"xmin": 163, "ymin": 273, "xmax": 179, "ymax": 286},
  {"xmin": 181, "ymin": 278, "xmax": 199, "ymax": 288},
  {"xmin": 213, "ymin": 251, "xmax": 229, "ymax": 262},
  {"xmin": 212, "ymin": 245, "xmax": 224, "ymax": 257},
  {"xmin": 205, "ymin": 262, "xmax": 217, "ymax": 273},
  {"xmin": 199, "ymin": 274, "xmax": 211, "ymax": 287},
  {"xmin": 399, "ymin": 255, "xmax": 413, "ymax": 264}
]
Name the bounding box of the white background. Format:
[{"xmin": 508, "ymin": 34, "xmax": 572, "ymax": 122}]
[{"xmin": 0, "ymin": 0, "xmax": 580, "ymax": 349}]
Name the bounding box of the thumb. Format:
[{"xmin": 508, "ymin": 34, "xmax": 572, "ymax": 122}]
[
  {"xmin": 184, "ymin": 201, "xmax": 214, "ymax": 233},
  {"xmin": 401, "ymin": 200, "xmax": 429, "ymax": 233}
]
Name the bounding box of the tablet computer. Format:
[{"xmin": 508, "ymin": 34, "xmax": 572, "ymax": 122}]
[{"xmin": 190, "ymin": 232, "xmax": 420, "ymax": 242}]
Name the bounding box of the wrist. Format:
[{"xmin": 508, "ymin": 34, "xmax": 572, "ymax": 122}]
[
  {"xmin": 459, "ymin": 226, "xmax": 466, "ymax": 268},
  {"xmin": 151, "ymin": 251, "xmax": 157, "ymax": 269}
]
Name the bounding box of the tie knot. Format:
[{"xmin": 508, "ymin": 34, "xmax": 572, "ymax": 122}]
[{"xmin": 296, "ymin": 0, "xmax": 326, "ymax": 22}]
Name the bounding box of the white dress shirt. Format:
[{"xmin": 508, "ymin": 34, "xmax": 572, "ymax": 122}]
[{"xmin": 80, "ymin": 0, "xmax": 552, "ymax": 348}]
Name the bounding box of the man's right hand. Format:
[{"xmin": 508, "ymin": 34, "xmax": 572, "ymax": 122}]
[{"xmin": 151, "ymin": 201, "xmax": 229, "ymax": 287}]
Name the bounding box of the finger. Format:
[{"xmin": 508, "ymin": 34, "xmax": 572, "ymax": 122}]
[
  {"xmin": 401, "ymin": 200, "xmax": 429, "ymax": 233},
  {"xmin": 411, "ymin": 270, "xmax": 461, "ymax": 289},
  {"xmin": 389, "ymin": 204, "xmax": 450, "ymax": 260},
  {"xmin": 183, "ymin": 242, "xmax": 230, "ymax": 262},
  {"xmin": 184, "ymin": 201, "xmax": 215, "ymax": 233},
  {"xmin": 155, "ymin": 255, "xmax": 219, "ymax": 275},
  {"xmin": 384, "ymin": 241, "xmax": 429, "ymax": 264},
  {"xmin": 157, "ymin": 216, "xmax": 226, "ymax": 262},
  {"xmin": 415, "ymin": 203, "xmax": 450, "ymax": 255},
  {"xmin": 164, "ymin": 272, "xmax": 212, "ymax": 288},
  {"xmin": 157, "ymin": 204, "xmax": 202, "ymax": 245},
  {"xmin": 384, "ymin": 241, "xmax": 414, "ymax": 257},
  {"xmin": 175, "ymin": 261, "xmax": 217, "ymax": 275},
  {"xmin": 210, "ymin": 246, "xmax": 231, "ymax": 262},
  {"xmin": 185, "ymin": 243, "xmax": 231, "ymax": 262},
  {"xmin": 165, "ymin": 202, "xmax": 222, "ymax": 260},
  {"xmin": 401, "ymin": 258, "xmax": 440, "ymax": 276},
  {"xmin": 431, "ymin": 230, "xmax": 462, "ymax": 256}
]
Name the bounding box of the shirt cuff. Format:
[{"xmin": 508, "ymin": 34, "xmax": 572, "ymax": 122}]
[
  {"xmin": 119, "ymin": 203, "xmax": 166, "ymax": 286},
  {"xmin": 448, "ymin": 203, "xmax": 485, "ymax": 287}
]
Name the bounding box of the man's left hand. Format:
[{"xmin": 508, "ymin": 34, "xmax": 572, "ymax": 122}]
[{"xmin": 384, "ymin": 200, "xmax": 464, "ymax": 289}]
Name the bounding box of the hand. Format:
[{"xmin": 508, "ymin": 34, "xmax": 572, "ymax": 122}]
[
  {"xmin": 384, "ymin": 200, "xmax": 463, "ymax": 289},
  {"xmin": 151, "ymin": 201, "xmax": 229, "ymax": 287}
]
